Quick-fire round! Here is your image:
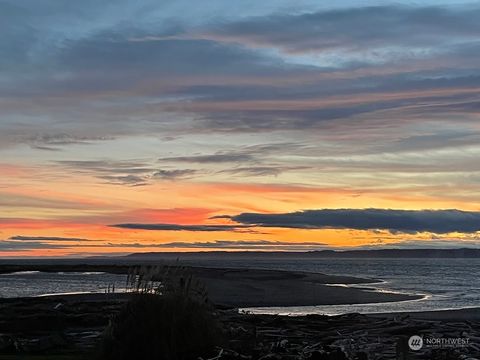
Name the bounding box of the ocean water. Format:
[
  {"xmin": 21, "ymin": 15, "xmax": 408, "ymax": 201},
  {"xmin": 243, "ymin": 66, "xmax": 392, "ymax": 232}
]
[
  {"xmin": 0, "ymin": 271, "xmax": 127, "ymax": 298},
  {"xmin": 0, "ymin": 258, "xmax": 478, "ymax": 315},
  {"xmin": 173, "ymin": 257, "xmax": 480, "ymax": 315}
]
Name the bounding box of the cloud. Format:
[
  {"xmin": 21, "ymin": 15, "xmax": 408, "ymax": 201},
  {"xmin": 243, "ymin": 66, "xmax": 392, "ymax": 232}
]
[
  {"xmin": 56, "ymin": 160, "xmax": 198, "ymax": 186},
  {"xmin": 0, "ymin": 191, "xmax": 98, "ymax": 210},
  {"xmin": 158, "ymin": 145, "xmax": 303, "ymax": 174},
  {"xmin": 148, "ymin": 239, "xmax": 328, "ymax": 250},
  {"xmin": 0, "ymin": 235, "xmax": 103, "ymax": 251},
  {"xmin": 9, "ymin": 236, "xmax": 92, "ymax": 242},
  {"xmin": 361, "ymin": 239, "xmax": 480, "ymax": 249},
  {"xmin": 0, "ymin": 240, "xmax": 69, "ymax": 251},
  {"xmin": 225, "ymin": 209, "xmax": 480, "ymax": 234},
  {"xmin": 2, "ymin": 2, "xmax": 480, "ymax": 159},
  {"xmin": 219, "ymin": 166, "xmax": 308, "ymax": 177},
  {"xmin": 0, "ymin": 238, "xmax": 327, "ymax": 252},
  {"xmin": 98, "ymin": 175, "xmax": 149, "ymax": 186},
  {"xmin": 159, "ymin": 153, "xmax": 254, "ymax": 163},
  {"xmin": 57, "ymin": 159, "xmax": 152, "ymax": 173},
  {"xmin": 188, "ymin": 5, "xmax": 480, "ymax": 56},
  {"xmin": 25, "ymin": 133, "xmax": 114, "ymax": 151},
  {"xmin": 2, "ymin": 0, "xmax": 480, "ymax": 237},
  {"xmin": 56, "ymin": 160, "xmax": 153, "ymax": 186},
  {"xmin": 110, "ymin": 223, "xmax": 254, "ymax": 232},
  {"xmin": 152, "ymin": 169, "xmax": 197, "ymax": 180}
]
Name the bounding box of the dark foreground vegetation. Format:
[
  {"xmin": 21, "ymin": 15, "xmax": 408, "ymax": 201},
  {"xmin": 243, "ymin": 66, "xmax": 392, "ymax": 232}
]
[
  {"xmin": 99, "ymin": 294, "xmax": 220, "ymax": 360},
  {"xmin": 0, "ymin": 266, "xmax": 478, "ymax": 359},
  {"xmin": 1, "ymin": 294, "xmax": 479, "ymax": 360}
]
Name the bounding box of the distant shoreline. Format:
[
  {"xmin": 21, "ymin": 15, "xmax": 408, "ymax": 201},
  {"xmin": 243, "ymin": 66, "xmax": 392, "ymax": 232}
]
[
  {"xmin": 119, "ymin": 248, "xmax": 480, "ymax": 259},
  {"xmin": 1, "ymin": 248, "xmax": 480, "ymax": 262}
]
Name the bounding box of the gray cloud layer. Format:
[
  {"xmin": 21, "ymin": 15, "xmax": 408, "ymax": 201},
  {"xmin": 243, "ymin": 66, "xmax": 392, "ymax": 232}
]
[
  {"xmin": 195, "ymin": 6, "xmax": 480, "ymax": 54},
  {"xmin": 2, "ymin": 1, "xmax": 480, "ymax": 204},
  {"xmin": 2, "ymin": 3, "xmax": 479, "ymax": 150},
  {"xmin": 226, "ymin": 209, "xmax": 480, "ymax": 234}
]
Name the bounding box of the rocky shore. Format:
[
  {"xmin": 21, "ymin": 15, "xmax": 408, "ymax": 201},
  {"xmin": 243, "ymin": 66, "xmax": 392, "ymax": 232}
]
[
  {"xmin": 0, "ymin": 293, "xmax": 478, "ymax": 359},
  {"xmin": 0, "ymin": 265, "xmax": 477, "ymax": 359}
]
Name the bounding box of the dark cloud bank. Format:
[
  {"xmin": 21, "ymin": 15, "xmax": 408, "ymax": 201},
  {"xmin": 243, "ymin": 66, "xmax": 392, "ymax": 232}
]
[
  {"xmin": 224, "ymin": 209, "xmax": 480, "ymax": 234},
  {"xmin": 111, "ymin": 209, "xmax": 480, "ymax": 234}
]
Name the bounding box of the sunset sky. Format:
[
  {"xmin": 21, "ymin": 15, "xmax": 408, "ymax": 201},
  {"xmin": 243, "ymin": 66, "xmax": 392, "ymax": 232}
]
[{"xmin": 2, "ymin": 0, "xmax": 480, "ymax": 256}]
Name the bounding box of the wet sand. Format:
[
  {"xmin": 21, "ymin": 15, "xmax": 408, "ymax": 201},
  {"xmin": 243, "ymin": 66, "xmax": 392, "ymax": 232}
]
[
  {"xmin": 0, "ymin": 265, "xmax": 421, "ymax": 307},
  {"xmin": 191, "ymin": 267, "xmax": 421, "ymax": 307},
  {"xmin": 370, "ymin": 306, "xmax": 480, "ymax": 321}
]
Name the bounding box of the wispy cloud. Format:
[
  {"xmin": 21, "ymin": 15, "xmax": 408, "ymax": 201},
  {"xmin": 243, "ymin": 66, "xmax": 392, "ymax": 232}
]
[
  {"xmin": 147, "ymin": 239, "xmax": 328, "ymax": 250},
  {"xmin": 0, "ymin": 240, "xmax": 69, "ymax": 251},
  {"xmin": 361, "ymin": 239, "xmax": 480, "ymax": 249},
  {"xmin": 219, "ymin": 165, "xmax": 309, "ymax": 177},
  {"xmin": 152, "ymin": 169, "xmax": 197, "ymax": 180},
  {"xmin": 9, "ymin": 236, "xmax": 93, "ymax": 242},
  {"xmin": 183, "ymin": 5, "xmax": 480, "ymax": 56},
  {"xmin": 159, "ymin": 153, "xmax": 254, "ymax": 164},
  {"xmin": 110, "ymin": 223, "xmax": 255, "ymax": 232},
  {"xmin": 56, "ymin": 160, "xmax": 198, "ymax": 186},
  {"xmin": 0, "ymin": 238, "xmax": 328, "ymax": 252},
  {"xmin": 26, "ymin": 133, "xmax": 113, "ymax": 151}
]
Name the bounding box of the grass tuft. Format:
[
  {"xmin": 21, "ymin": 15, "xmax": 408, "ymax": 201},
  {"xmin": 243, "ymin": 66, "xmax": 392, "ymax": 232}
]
[{"xmin": 97, "ymin": 265, "xmax": 221, "ymax": 360}]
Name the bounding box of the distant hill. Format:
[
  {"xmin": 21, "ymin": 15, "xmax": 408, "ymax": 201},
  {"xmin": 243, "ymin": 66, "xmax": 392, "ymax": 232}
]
[
  {"xmin": 309, "ymin": 248, "xmax": 480, "ymax": 258},
  {"xmin": 121, "ymin": 248, "xmax": 480, "ymax": 259}
]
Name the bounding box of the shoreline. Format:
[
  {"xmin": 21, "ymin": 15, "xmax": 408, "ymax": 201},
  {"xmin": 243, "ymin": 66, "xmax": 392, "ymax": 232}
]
[
  {"xmin": 11, "ymin": 292, "xmax": 479, "ymax": 321},
  {"xmin": 2, "ymin": 289, "xmax": 479, "ymax": 320},
  {"xmin": 0, "ymin": 264, "xmax": 422, "ymax": 307},
  {"xmin": 370, "ymin": 306, "xmax": 480, "ymax": 321}
]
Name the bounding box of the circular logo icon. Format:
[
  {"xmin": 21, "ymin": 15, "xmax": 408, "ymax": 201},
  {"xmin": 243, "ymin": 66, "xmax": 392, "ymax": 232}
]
[{"xmin": 408, "ymin": 335, "xmax": 423, "ymax": 351}]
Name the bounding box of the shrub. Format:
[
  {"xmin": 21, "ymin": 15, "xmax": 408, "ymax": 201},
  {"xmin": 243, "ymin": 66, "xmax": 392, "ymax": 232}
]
[{"xmin": 98, "ymin": 266, "xmax": 221, "ymax": 360}]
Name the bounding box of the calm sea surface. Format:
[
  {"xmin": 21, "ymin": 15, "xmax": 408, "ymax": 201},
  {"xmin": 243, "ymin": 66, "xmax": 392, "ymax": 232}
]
[
  {"xmin": 0, "ymin": 271, "xmax": 127, "ymax": 298},
  {"xmin": 1, "ymin": 258, "xmax": 479, "ymax": 315}
]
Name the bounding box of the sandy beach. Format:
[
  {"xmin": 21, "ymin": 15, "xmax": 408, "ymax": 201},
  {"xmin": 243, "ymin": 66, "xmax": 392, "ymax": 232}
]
[{"xmin": 188, "ymin": 267, "xmax": 422, "ymax": 307}]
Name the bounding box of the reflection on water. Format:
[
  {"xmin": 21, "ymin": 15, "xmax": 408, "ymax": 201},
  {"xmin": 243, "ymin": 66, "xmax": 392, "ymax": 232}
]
[
  {"xmin": 173, "ymin": 257, "xmax": 480, "ymax": 314},
  {"xmin": 0, "ymin": 271, "xmax": 127, "ymax": 298},
  {"xmin": 0, "ymin": 257, "xmax": 478, "ymax": 315}
]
